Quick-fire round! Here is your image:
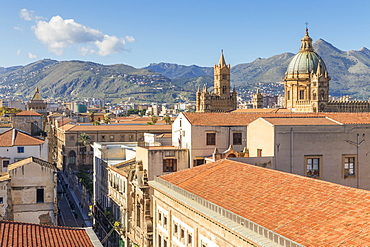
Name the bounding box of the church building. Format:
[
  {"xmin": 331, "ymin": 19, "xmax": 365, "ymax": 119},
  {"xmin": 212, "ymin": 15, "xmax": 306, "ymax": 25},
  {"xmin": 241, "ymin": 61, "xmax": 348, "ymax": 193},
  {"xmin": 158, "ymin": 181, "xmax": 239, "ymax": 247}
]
[
  {"xmin": 284, "ymin": 29, "xmax": 370, "ymax": 112},
  {"xmin": 196, "ymin": 51, "xmax": 237, "ymax": 112},
  {"xmin": 26, "ymin": 87, "xmax": 47, "ymax": 115}
]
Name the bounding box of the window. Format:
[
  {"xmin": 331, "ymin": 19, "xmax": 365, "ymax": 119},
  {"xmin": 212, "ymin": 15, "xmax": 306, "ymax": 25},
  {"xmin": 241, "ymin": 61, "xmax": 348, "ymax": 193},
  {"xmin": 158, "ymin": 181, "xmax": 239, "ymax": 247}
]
[
  {"xmin": 121, "ymin": 135, "xmax": 125, "ymax": 141},
  {"xmin": 194, "ymin": 159, "xmax": 205, "ymax": 166},
  {"xmin": 206, "ymin": 133, "xmax": 216, "ymax": 145},
  {"xmin": 173, "ymin": 223, "xmax": 178, "ymax": 236},
  {"xmin": 343, "ymin": 155, "xmax": 355, "ymax": 177},
  {"xmin": 233, "ymin": 133, "xmax": 242, "ymax": 145},
  {"xmin": 17, "ymin": 147, "xmax": 24, "ymax": 153},
  {"xmin": 158, "ymin": 235, "xmax": 162, "ymax": 247},
  {"xmin": 188, "ymin": 233, "xmax": 193, "ymax": 245},
  {"xmin": 110, "ymin": 135, "xmax": 114, "ymax": 140},
  {"xmin": 2, "ymin": 160, "xmax": 9, "ymax": 168},
  {"xmin": 306, "ymin": 156, "xmax": 321, "ymax": 177},
  {"xmin": 163, "ymin": 159, "xmax": 177, "ymax": 172},
  {"xmin": 36, "ymin": 189, "xmax": 44, "ymax": 203},
  {"xmin": 163, "ymin": 215, "xmax": 167, "ymax": 228},
  {"xmin": 0, "ymin": 197, "xmax": 3, "ymax": 204},
  {"xmin": 257, "ymin": 149, "xmax": 262, "ymax": 157},
  {"xmin": 287, "ymin": 90, "xmax": 290, "ymax": 100},
  {"xmin": 300, "ymin": 90, "xmax": 305, "ymax": 99},
  {"xmin": 136, "ymin": 205, "xmax": 141, "ymax": 227},
  {"xmin": 101, "ymin": 135, "xmax": 105, "ymax": 140}
]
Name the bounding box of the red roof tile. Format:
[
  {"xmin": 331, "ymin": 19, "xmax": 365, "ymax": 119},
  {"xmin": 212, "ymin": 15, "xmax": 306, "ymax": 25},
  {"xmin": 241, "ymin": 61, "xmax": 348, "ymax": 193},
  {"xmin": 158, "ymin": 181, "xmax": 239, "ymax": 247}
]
[
  {"xmin": 261, "ymin": 116, "xmax": 340, "ymax": 125},
  {"xmin": 160, "ymin": 159, "xmax": 370, "ymax": 246},
  {"xmin": 15, "ymin": 110, "xmax": 42, "ymax": 116},
  {"xmin": 182, "ymin": 112, "xmax": 370, "ymax": 126},
  {"xmin": 0, "ymin": 220, "xmax": 95, "ymax": 247},
  {"xmin": 0, "ymin": 129, "xmax": 44, "ymax": 147}
]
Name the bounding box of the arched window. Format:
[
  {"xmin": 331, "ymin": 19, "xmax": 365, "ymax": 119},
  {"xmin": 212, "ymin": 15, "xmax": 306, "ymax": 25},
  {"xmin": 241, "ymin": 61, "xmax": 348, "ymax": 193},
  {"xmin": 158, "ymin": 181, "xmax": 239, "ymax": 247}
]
[{"xmin": 68, "ymin": 150, "xmax": 76, "ymax": 164}]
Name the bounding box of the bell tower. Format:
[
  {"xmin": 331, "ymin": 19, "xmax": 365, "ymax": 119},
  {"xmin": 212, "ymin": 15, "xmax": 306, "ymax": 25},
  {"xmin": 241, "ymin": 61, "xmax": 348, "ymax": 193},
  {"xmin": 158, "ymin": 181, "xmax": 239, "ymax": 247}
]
[{"xmin": 214, "ymin": 50, "xmax": 231, "ymax": 97}]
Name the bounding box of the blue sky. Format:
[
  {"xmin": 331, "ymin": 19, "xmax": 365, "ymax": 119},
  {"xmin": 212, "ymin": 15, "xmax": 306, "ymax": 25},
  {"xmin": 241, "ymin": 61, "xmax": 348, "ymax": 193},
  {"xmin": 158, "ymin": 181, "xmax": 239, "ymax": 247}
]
[{"xmin": 1, "ymin": 0, "xmax": 370, "ymax": 68}]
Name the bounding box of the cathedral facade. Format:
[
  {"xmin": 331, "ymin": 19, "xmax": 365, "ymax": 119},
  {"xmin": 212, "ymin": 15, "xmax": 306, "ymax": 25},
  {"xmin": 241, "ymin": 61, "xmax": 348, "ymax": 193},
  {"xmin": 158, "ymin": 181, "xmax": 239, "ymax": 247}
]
[
  {"xmin": 284, "ymin": 29, "xmax": 370, "ymax": 112},
  {"xmin": 196, "ymin": 52, "xmax": 237, "ymax": 112}
]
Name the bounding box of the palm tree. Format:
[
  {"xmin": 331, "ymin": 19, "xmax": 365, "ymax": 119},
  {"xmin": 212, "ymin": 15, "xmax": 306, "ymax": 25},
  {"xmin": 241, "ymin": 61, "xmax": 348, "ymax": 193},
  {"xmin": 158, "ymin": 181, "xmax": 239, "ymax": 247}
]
[
  {"xmin": 92, "ymin": 120, "xmax": 101, "ymax": 125},
  {"xmin": 77, "ymin": 133, "xmax": 92, "ymax": 166},
  {"xmin": 163, "ymin": 115, "xmax": 172, "ymax": 125},
  {"xmin": 78, "ymin": 133, "xmax": 91, "ymax": 147},
  {"xmin": 102, "ymin": 114, "xmax": 111, "ymax": 124},
  {"xmin": 151, "ymin": 115, "xmax": 158, "ymax": 124}
]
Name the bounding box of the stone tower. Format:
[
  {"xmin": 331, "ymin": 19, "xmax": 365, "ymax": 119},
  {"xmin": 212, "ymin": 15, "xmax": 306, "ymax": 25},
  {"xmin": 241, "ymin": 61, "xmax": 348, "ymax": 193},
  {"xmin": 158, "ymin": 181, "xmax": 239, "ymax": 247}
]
[
  {"xmin": 196, "ymin": 51, "xmax": 237, "ymax": 112},
  {"xmin": 252, "ymin": 89, "xmax": 264, "ymax": 109},
  {"xmin": 283, "ymin": 29, "xmax": 330, "ymax": 112},
  {"xmin": 27, "ymin": 87, "xmax": 47, "ymax": 115}
]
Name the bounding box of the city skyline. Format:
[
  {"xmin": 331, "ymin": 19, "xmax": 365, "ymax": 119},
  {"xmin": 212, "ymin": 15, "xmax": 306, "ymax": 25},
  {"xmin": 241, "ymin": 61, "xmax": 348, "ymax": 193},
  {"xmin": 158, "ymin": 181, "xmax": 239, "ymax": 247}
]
[{"xmin": 1, "ymin": 0, "xmax": 370, "ymax": 68}]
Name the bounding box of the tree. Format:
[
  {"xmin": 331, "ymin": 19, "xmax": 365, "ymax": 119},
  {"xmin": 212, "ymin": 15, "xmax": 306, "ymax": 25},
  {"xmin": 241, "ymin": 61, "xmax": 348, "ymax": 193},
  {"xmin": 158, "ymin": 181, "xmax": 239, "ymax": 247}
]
[
  {"xmin": 78, "ymin": 133, "xmax": 91, "ymax": 147},
  {"xmin": 102, "ymin": 114, "xmax": 111, "ymax": 124},
  {"xmin": 151, "ymin": 115, "xmax": 158, "ymax": 124},
  {"xmin": 77, "ymin": 133, "xmax": 92, "ymax": 166},
  {"xmin": 92, "ymin": 120, "xmax": 101, "ymax": 125},
  {"xmin": 163, "ymin": 115, "xmax": 172, "ymax": 125},
  {"xmin": 88, "ymin": 111, "xmax": 95, "ymax": 122}
]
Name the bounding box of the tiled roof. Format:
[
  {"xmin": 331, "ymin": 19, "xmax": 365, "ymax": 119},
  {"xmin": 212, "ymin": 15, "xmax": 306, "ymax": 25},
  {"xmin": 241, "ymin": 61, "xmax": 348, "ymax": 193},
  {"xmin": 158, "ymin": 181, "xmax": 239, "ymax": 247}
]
[
  {"xmin": 182, "ymin": 112, "xmax": 370, "ymax": 126},
  {"xmin": 0, "ymin": 128, "xmax": 44, "ymax": 147},
  {"xmin": 232, "ymin": 108, "xmax": 294, "ymax": 113},
  {"xmin": 59, "ymin": 123, "xmax": 171, "ymax": 132},
  {"xmin": 261, "ymin": 116, "xmax": 340, "ymax": 125},
  {"xmin": 15, "ymin": 110, "xmax": 42, "ymax": 116},
  {"xmin": 0, "ymin": 220, "xmax": 95, "ymax": 247},
  {"xmin": 160, "ymin": 159, "xmax": 370, "ymax": 246},
  {"xmin": 8, "ymin": 157, "xmax": 56, "ymax": 171}
]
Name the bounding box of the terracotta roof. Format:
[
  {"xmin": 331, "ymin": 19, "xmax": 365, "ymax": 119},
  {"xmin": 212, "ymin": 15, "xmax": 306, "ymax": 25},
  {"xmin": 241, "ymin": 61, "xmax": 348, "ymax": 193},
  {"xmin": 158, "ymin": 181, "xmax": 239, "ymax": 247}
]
[
  {"xmin": 181, "ymin": 112, "xmax": 324, "ymax": 126},
  {"xmin": 0, "ymin": 220, "xmax": 95, "ymax": 247},
  {"xmin": 0, "ymin": 128, "xmax": 44, "ymax": 147},
  {"xmin": 324, "ymin": 112, "xmax": 370, "ymax": 124},
  {"xmin": 261, "ymin": 116, "xmax": 340, "ymax": 125},
  {"xmin": 232, "ymin": 108, "xmax": 293, "ymax": 113},
  {"xmin": 59, "ymin": 124, "xmax": 171, "ymax": 132},
  {"xmin": 8, "ymin": 157, "xmax": 56, "ymax": 171},
  {"xmin": 15, "ymin": 110, "xmax": 42, "ymax": 116},
  {"xmin": 182, "ymin": 112, "xmax": 370, "ymax": 126},
  {"xmin": 160, "ymin": 159, "xmax": 370, "ymax": 246}
]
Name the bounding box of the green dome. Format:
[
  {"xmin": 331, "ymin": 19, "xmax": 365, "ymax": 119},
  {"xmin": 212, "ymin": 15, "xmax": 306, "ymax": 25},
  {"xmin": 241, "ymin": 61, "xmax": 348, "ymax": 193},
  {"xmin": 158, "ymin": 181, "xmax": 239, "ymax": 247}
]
[{"xmin": 287, "ymin": 51, "xmax": 327, "ymax": 74}]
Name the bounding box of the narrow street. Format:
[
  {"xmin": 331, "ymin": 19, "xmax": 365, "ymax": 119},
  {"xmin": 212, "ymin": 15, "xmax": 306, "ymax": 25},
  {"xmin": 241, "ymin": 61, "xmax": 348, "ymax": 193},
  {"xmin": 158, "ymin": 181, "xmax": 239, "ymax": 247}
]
[{"xmin": 57, "ymin": 172, "xmax": 90, "ymax": 227}]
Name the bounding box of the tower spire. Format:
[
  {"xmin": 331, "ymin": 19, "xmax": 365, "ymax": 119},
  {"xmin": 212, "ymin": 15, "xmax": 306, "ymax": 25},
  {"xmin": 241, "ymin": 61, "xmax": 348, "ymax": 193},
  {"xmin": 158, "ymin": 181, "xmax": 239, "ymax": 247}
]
[{"xmin": 218, "ymin": 49, "xmax": 226, "ymax": 67}]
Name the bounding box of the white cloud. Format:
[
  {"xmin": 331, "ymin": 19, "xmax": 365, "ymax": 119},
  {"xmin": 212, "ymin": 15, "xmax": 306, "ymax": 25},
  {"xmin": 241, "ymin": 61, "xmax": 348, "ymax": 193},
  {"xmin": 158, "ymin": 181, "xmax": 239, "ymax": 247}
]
[
  {"xmin": 20, "ymin": 9, "xmax": 43, "ymax": 21},
  {"xmin": 94, "ymin": 35, "xmax": 126, "ymax": 56},
  {"xmin": 16, "ymin": 49, "xmax": 21, "ymax": 55},
  {"xmin": 31, "ymin": 15, "xmax": 134, "ymax": 56},
  {"xmin": 14, "ymin": 26, "xmax": 22, "ymax": 31},
  {"xmin": 28, "ymin": 52, "xmax": 37, "ymax": 59},
  {"xmin": 125, "ymin": 36, "xmax": 135, "ymax": 42}
]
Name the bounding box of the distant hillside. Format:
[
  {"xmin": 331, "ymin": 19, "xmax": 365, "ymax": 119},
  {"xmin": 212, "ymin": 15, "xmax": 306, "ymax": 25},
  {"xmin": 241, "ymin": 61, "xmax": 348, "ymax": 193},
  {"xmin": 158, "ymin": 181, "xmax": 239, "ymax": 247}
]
[
  {"xmin": 144, "ymin": 63, "xmax": 213, "ymax": 79},
  {"xmin": 2, "ymin": 38, "xmax": 370, "ymax": 102},
  {"xmin": 0, "ymin": 60, "xmax": 185, "ymax": 103}
]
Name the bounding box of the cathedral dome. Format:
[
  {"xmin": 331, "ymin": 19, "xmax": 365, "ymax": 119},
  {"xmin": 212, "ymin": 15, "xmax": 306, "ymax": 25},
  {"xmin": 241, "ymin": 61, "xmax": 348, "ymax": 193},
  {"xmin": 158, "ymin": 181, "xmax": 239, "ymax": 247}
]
[{"xmin": 286, "ymin": 29, "xmax": 327, "ymax": 75}]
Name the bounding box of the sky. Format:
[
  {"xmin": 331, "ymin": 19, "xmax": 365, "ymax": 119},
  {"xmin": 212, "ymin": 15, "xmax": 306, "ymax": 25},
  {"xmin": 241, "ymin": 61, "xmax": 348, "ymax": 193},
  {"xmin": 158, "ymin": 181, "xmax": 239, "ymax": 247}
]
[{"xmin": 1, "ymin": 0, "xmax": 370, "ymax": 69}]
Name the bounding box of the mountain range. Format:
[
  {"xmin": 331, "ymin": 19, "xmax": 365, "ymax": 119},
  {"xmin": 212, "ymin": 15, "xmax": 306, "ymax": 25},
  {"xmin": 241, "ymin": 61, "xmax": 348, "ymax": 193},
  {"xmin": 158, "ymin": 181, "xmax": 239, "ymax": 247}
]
[{"xmin": 1, "ymin": 38, "xmax": 370, "ymax": 103}]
